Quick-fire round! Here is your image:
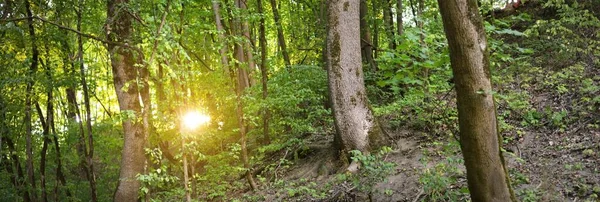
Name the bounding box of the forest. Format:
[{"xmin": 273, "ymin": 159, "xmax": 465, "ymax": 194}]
[{"xmin": 1, "ymin": 0, "xmax": 599, "ymax": 201}]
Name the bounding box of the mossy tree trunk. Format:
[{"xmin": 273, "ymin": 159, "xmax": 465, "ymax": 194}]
[
  {"xmin": 437, "ymin": 0, "xmax": 517, "ymax": 201},
  {"xmin": 326, "ymin": 0, "xmax": 388, "ymax": 169}
]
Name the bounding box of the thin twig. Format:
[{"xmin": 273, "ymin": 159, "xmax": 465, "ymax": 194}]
[{"xmin": 412, "ymin": 189, "xmax": 424, "ymax": 202}]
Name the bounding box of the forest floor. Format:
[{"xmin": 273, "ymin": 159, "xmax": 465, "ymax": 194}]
[{"xmin": 247, "ymin": 107, "xmax": 599, "ymax": 202}]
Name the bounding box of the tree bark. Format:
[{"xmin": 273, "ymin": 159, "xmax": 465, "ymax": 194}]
[
  {"xmin": 107, "ymin": 0, "xmax": 148, "ymax": 200},
  {"xmin": 396, "ymin": 0, "xmax": 403, "ymax": 36},
  {"xmin": 257, "ymin": 0, "xmax": 271, "ymax": 144},
  {"xmin": 212, "ymin": 0, "xmax": 231, "ymax": 75},
  {"xmin": 77, "ymin": 3, "xmax": 98, "ymax": 200},
  {"xmin": 382, "ymin": 0, "xmax": 396, "ymax": 50},
  {"xmin": 34, "ymin": 102, "xmax": 50, "ymax": 202},
  {"xmin": 326, "ymin": 0, "xmax": 388, "ymax": 168},
  {"xmin": 360, "ymin": 0, "xmax": 377, "ymax": 71},
  {"xmin": 0, "ymin": 96, "xmax": 31, "ymax": 202},
  {"xmin": 268, "ymin": 0, "xmax": 291, "ymax": 67},
  {"xmin": 239, "ymin": 0, "xmax": 256, "ymax": 86},
  {"xmin": 371, "ymin": 0, "xmax": 379, "ymax": 58},
  {"xmin": 233, "ymin": 0, "xmax": 257, "ymax": 190},
  {"xmin": 437, "ymin": 0, "xmax": 517, "ymax": 201},
  {"xmin": 24, "ymin": 0, "xmax": 38, "ymax": 200}
]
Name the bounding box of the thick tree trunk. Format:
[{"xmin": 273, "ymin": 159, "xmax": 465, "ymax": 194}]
[
  {"xmin": 76, "ymin": 3, "xmax": 98, "ymax": 200},
  {"xmin": 257, "ymin": 0, "xmax": 271, "ymax": 144},
  {"xmin": 24, "ymin": 1, "xmax": 38, "ymax": 200},
  {"xmin": 326, "ymin": 0, "xmax": 388, "ymax": 168},
  {"xmin": 268, "ymin": 0, "xmax": 291, "ymax": 66},
  {"xmin": 437, "ymin": 0, "xmax": 517, "ymax": 201},
  {"xmin": 107, "ymin": 0, "xmax": 148, "ymax": 200},
  {"xmin": 360, "ymin": 0, "xmax": 377, "ymax": 71}
]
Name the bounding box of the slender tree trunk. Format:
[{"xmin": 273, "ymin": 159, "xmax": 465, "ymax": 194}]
[
  {"xmin": 107, "ymin": 0, "xmax": 148, "ymax": 200},
  {"xmin": 382, "ymin": 0, "xmax": 396, "ymax": 50},
  {"xmin": 37, "ymin": 48, "xmax": 54, "ymax": 202},
  {"xmin": 76, "ymin": 3, "xmax": 98, "ymax": 201},
  {"xmin": 50, "ymin": 4, "xmax": 73, "ymax": 199},
  {"xmin": 182, "ymin": 139, "xmax": 191, "ymax": 202},
  {"xmin": 239, "ymin": 0, "xmax": 256, "ymax": 86},
  {"xmin": 212, "ymin": 0, "xmax": 230, "ymax": 76},
  {"xmin": 24, "ymin": 1, "xmax": 38, "ymax": 200},
  {"xmin": 396, "ymin": 0, "xmax": 403, "ymax": 36},
  {"xmin": 437, "ymin": 0, "xmax": 517, "ymax": 201},
  {"xmin": 326, "ymin": 0, "xmax": 388, "ymax": 170},
  {"xmin": 417, "ymin": 0, "xmax": 428, "ymax": 89},
  {"xmin": 0, "ymin": 96, "xmax": 31, "ymax": 202},
  {"xmin": 268, "ymin": 0, "xmax": 291, "ymax": 66},
  {"xmin": 232, "ymin": 0, "xmax": 257, "ymax": 190},
  {"xmin": 371, "ymin": 0, "xmax": 379, "ymax": 58},
  {"xmin": 257, "ymin": 0, "xmax": 271, "ymax": 144},
  {"xmin": 360, "ymin": 0, "xmax": 377, "ymax": 70},
  {"xmin": 34, "ymin": 103, "xmax": 50, "ymax": 202}
]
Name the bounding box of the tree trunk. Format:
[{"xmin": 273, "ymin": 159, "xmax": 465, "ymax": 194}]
[
  {"xmin": 360, "ymin": 0, "xmax": 377, "ymax": 71},
  {"xmin": 396, "ymin": 0, "xmax": 403, "ymax": 36},
  {"xmin": 0, "ymin": 96, "xmax": 31, "ymax": 202},
  {"xmin": 371, "ymin": 0, "xmax": 379, "ymax": 58},
  {"xmin": 233, "ymin": 0, "xmax": 258, "ymax": 190},
  {"xmin": 24, "ymin": 0, "xmax": 38, "ymax": 200},
  {"xmin": 437, "ymin": 0, "xmax": 517, "ymax": 201},
  {"xmin": 37, "ymin": 48, "xmax": 55, "ymax": 202},
  {"xmin": 326, "ymin": 0, "xmax": 388, "ymax": 169},
  {"xmin": 257, "ymin": 0, "xmax": 271, "ymax": 144},
  {"xmin": 417, "ymin": 0, "xmax": 428, "ymax": 89},
  {"xmin": 34, "ymin": 102, "xmax": 50, "ymax": 202},
  {"xmin": 382, "ymin": 0, "xmax": 396, "ymax": 50},
  {"xmin": 268, "ymin": 0, "xmax": 291, "ymax": 67},
  {"xmin": 239, "ymin": 0, "xmax": 256, "ymax": 86},
  {"xmin": 77, "ymin": 3, "xmax": 98, "ymax": 200},
  {"xmin": 212, "ymin": 0, "xmax": 231, "ymax": 75},
  {"xmin": 107, "ymin": 0, "xmax": 148, "ymax": 200}
]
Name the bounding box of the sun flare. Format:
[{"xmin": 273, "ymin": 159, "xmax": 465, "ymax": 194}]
[{"xmin": 183, "ymin": 111, "xmax": 211, "ymax": 130}]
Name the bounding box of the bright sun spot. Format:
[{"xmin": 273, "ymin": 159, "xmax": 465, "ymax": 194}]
[{"xmin": 183, "ymin": 111, "xmax": 211, "ymax": 130}]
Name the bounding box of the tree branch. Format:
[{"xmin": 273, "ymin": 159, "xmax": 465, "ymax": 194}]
[{"xmin": 1, "ymin": 16, "xmax": 141, "ymax": 53}]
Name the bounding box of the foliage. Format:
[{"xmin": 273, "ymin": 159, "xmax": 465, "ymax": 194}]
[
  {"xmin": 245, "ymin": 65, "xmax": 332, "ymax": 140},
  {"xmin": 419, "ymin": 139, "xmax": 469, "ymax": 201},
  {"xmin": 342, "ymin": 147, "xmax": 396, "ymax": 194}
]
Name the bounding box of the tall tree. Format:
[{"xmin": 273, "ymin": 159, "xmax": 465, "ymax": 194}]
[
  {"xmin": 24, "ymin": 0, "xmax": 38, "ymax": 200},
  {"xmin": 0, "ymin": 95, "xmax": 31, "ymax": 201},
  {"xmin": 212, "ymin": 0, "xmax": 230, "ymax": 75},
  {"xmin": 107, "ymin": 0, "xmax": 149, "ymax": 200},
  {"xmin": 360, "ymin": 0, "xmax": 377, "ymax": 70},
  {"xmin": 382, "ymin": 0, "xmax": 396, "ymax": 50},
  {"xmin": 76, "ymin": 2, "xmax": 98, "ymax": 200},
  {"xmin": 437, "ymin": 0, "xmax": 517, "ymax": 201},
  {"xmin": 233, "ymin": 0, "xmax": 258, "ymax": 190},
  {"xmin": 268, "ymin": 0, "xmax": 291, "ymax": 66},
  {"xmin": 396, "ymin": 0, "xmax": 403, "ymax": 36},
  {"xmin": 326, "ymin": 0, "xmax": 388, "ymax": 170},
  {"xmin": 257, "ymin": 0, "xmax": 271, "ymax": 144}
]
